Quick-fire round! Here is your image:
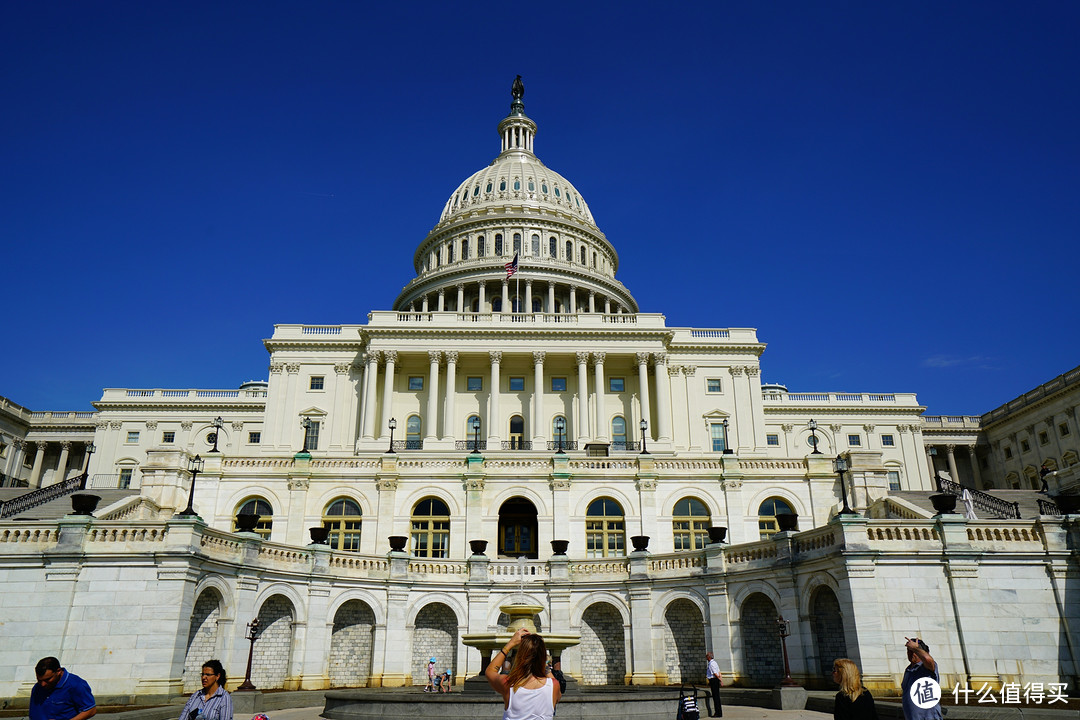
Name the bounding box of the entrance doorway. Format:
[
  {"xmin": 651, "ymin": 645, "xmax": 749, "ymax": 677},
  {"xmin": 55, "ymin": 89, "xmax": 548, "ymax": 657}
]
[{"xmin": 498, "ymin": 497, "xmax": 538, "ymax": 558}]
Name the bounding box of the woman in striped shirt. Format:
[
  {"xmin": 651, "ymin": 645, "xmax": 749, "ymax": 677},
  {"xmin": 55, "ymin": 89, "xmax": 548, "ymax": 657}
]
[{"xmin": 179, "ymin": 660, "xmax": 233, "ymax": 720}]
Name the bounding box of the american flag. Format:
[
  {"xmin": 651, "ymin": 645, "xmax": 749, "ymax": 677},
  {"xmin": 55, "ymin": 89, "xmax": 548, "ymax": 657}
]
[{"xmin": 504, "ymin": 253, "xmax": 519, "ymax": 278}]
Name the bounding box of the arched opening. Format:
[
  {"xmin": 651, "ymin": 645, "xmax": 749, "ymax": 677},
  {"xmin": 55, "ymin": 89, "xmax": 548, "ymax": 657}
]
[
  {"xmin": 234, "ymin": 498, "xmax": 273, "ymax": 539},
  {"xmin": 586, "ymin": 497, "xmax": 625, "ymax": 557},
  {"xmin": 532, "ymin": 297, "xmax": 542, "ymax": 312},
  {"xmin": 183, "ymin": 588, "xmax": 223, "ymax": 692},
  {"xmin": 739, "ymin": 593, "xmax": 782, "ymax": 686},
  {"xmin": 498, "ymin": 497, "xmax": 538, "ymax": 558},
  {"xmin": 492, "ymin": 297, "xmax": 503, "ymax": 313},
  {"xmin": 411, "ymin": 497, "xmax": 450, "ymax": 558},
  {"xmin": 253, "ymin": 595, "xmax": 296, "ymax": 689},
  {"xmin": 494, "ymin": 234, "xmax": 503, "ymax": 256},
  {"xmin": 509, "ymin": 415, "xmax": 526, "ymax": 449},
  {"xmin": 757, "ymin": 497, "xmax": 794, "ymax": 540},
  {"xmin": 324, "ymin": 498, "xmax": 362, "ymax": 551},
  {"xmin": 406, "ymin": 415, "xmax": 422, "ymax": 449},
  {"xmin": 412, "ymin": 603, "xmax": 458, "ymax": 686},
  {"xmin": 471, "ymin": 299, "xmax": 480, "ymax": 312},
  {"xmin": 511, "ymin": 295, "xmax": 523, "ymax": 313},
  {"xmin": 579, "ymin": 603, "xmax": 626, "ymax": 684},
  {"xmin": 329, "ymin": 600, "xmax": 376, "ymax": 687},
  {"xmin": 673, "ymin": 497, "xmax": 711, "ymax": 551},
  {"xmin": 611, "ymin": 416, "xmax": 627, "ymax": 449},
  {"xmin": 663, "ymin": 599, "xmax": 705, "ymax": 684},
  {"xmin": 810, "ymin": 586, "xmax": 846, "ymax": 684}
]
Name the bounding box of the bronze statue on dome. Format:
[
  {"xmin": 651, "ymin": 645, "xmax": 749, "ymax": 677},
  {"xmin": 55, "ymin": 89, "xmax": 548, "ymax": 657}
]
[{"xmin": 512, "ymin": 75, "xmax": 524, "ymax": 101}]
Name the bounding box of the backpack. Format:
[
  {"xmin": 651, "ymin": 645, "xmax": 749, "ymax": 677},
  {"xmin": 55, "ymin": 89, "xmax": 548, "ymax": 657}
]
[{"xmin": 677, "ymin": 688, "xmax": 700, "ymax": 720}]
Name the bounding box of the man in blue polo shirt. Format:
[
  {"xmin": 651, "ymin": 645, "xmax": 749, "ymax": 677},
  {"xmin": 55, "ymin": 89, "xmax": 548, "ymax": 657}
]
[{"xmin": 29, "ymin": 657, "xmax": 97, "ymax": 720}]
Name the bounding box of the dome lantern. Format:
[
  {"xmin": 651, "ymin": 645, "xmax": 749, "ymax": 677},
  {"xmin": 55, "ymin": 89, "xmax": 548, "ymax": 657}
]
[{"xmin": 498, "ymin": 75, "xmax": 537, "ymax": 155}]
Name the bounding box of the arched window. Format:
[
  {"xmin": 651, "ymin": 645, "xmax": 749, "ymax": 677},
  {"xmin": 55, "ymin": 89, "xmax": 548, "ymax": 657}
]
[
  {"xmin": 541, "ymin": 182, "xmax": 548, "ymax": 194},
  {"xmin": 447, "ymin": 242, "xmax": 454, "ymax": 263},
  {"xmin": 495, "ymin": 234, "xmax": 503, "ymax": 256},
  {"xmin": 579, "ymin": 247, "xmax": 586, "ymax": 264},
  {"xmin": 586, "ymin": 498, "xmax": 625, "ymax": 558},
  {"xmin": 509, "ymin": 415, "xmax": 526, "ymax": 449},
  {"xmin": 513, "ymin": 179, "xmax": 521, "ymax": 190},
  {"xmin": 492, "ymin": 297, "xmax": 502, "ymax": 312},
  {"xmin": 498, "ymin": 497, "xmax": 538, "ymax": 558},
  {"xmin": 565, "ymin": 240, "xmax": 572, "ymax": 260},
  {"xmin": 552, "ymin": 415, "xmax": 568, "ymax": 442},
  {"xmin": 511, "ymin": 295, "xmax": 523, "ymax": 313},
  {"xmin": 406, "ymin": 415, "xmax": 422, "ymax": 449},
  {"xmin": 499, "ymin": 179, "xmax": 506, "ymax": 192},
  {"xmin": 324, "ymin": 498, "xmax": 362, "ymax": 551},
  {"xmin": 528, "ymin": 179, "xmax": 535, "ymax": 192},
  {"xmin": 549, "ymin": 236, "xmax": 557, "ymax": 257},
  {"xmin": 532, "ymin": 297, "xmax": 542, "ymax": 312},
  {"xmin": 592, "ymin": 251, "xmax": 597, "ymax": 268},
  {"xmin": 611, "ymin": 416, "xmax": 627, "ymax": 449},
  {"xmin": 461, "ymin": 238, "xmax": 469, "ymax": 259},
  {"xmin": 758, "ymin": 497, "xmax": 794, "ymax": 539},
  {"xmin": 234, "ymin": 498, "xmax": 273, "ymax": 539},
  {"xmin": 513, "ymin": 233, "xmax": 522, "ymax": 255},
  {"xmin": 486, "ymin": 182, "xmax": 493, "ymax": 194},
  {"xmin": 411, "ymin": 497, "xmax": 450, "ymax": 558},
  {"xmin": 465, "ymin": 415, "xmax": 481, "ymax": 439},
  {"xmin": 673, "ymin": 497, "xmax": 710, "ymax": 551},
  {"xmin": 478, "ymin": 235, "xmax": 486, "ymax": 257},
  {"xmin": 531, "ymin": 234, "xmax": 540, "ymax": 256}
]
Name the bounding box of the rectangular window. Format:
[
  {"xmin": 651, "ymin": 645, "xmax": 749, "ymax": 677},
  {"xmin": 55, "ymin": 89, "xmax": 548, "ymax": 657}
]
[
  {"xmin": 1061, "ymin": 422, "xmax": 1071, "ymax": 437},
  {"xmin": 710, "ymin": 423, "xmax": 726, "ymax": 452},
  {"xmin": 509, "ymin": 377, "xmax": 525, "ymax": 392},
  {"xmin": 310, "ymin": 376, "xmax": 324, "ymax": 390},
  {"xmin": 881, "ymin": 434, "xmax": 895, "ymax": 447},
  {"xmin": 126, "ymin": 431, "xmax": 140, "ymax": 443},
  {"xmin": 467, "ymin": 376, "xmax": 483, "ymax": 391},
  {"xmin": 408, "ymin": 376, "xmax": 424, "ymax": 391},
  {"xmin": 1004, "ymin": 447, "xmax": 1013, "ymax": 459},
  {"xmin": 248, "ymin": 431, "xmax": 261, "ymax": 444},
  {"xmin": 766, "ymin": 434, "xmax": 780, "ymax": 446},
  {"xmin": 551, "ymin": 377, "xmax": 566, "ymax": 392},
  {"xmin": 118, "ymin": 468, "xmax": 134, "ymax": 489},
  {"xmin": 609, "ymin": 377, "xmax": 625, "ymax": 392},
  {"xmin": 1020, "ymin": 439, "xmax": 1030, "ymax": 453},
  {"xmin": 304, "ymin": 420, "xmax": 320, "ymax": 450},
  {"xmin": 162, "ymin": 431, "xmax": 175, "ymax": 444},
  {"xmin": 1038, "ymin": 431, "xmax": 1049, "ymax": 445},
  {"xmin": 848, "ymin": 434, "xmax": 861, "ymax": 447},
  {"xmin": 706, "ymin": 379, "xmax": 722, "ymax": 393},
  {"xmin": 887, "ymin": 471, "xmax": 901, "ymax": 491}
]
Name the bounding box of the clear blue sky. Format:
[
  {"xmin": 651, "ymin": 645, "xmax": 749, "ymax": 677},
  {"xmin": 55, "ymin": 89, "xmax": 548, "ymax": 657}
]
[{"xmin": 2, "ymin": 2, "xmax": 1077, "ymax": 415}]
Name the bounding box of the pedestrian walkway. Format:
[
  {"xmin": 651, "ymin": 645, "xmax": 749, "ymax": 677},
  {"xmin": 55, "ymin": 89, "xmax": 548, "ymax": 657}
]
[{"xmin": 264, "ymin": 704, "xmax": 832, "ymax": 720}]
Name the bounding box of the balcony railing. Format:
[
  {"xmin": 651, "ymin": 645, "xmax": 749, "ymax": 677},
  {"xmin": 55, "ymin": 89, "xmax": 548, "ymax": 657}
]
[
  {"xmin": 501, "ymin": 440, "xmax": 533, "ymax": 450},
  {"xmin": 936, "ymin": 476, "xmax": 1020, "ymax": 519},
  {"xmin": 610, "ymin": 441, "xmax": 641, "ymax": 452},
  {"xmin": 390, "ymin": 440, "xmax": 424, "ymax": 451},
  {"xmin": 454, "ymin": 440, "xmax": 488, "ymax": 451},
  {"xmin": 546, "ymin": 440, "xmax": 579, "ymax": 451}
]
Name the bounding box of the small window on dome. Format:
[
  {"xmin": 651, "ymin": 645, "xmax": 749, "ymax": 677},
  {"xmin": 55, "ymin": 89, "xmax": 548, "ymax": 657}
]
[
  {"xmin": 531, "ymin": 234, "xmax": 540, "ymax": 256},
  {"xmin": 495, "ymin": 234, "xmax": 503, "ymax": 255},
  {"xmin": 462, "ymin": 191, "xmax": 468, "ymax": 204},
  {"xmin": 513, "ymin": 179, "xmax": 521, "ymax": 191},
  {"xmin": 462, "ymin": 239, "xmax": 469, "ymax": 259},
  {"xmin": 447, "ymin": 243, "xmax": 454, "ymax": 263},
  {"xmin": 549, "ymin": 236, "xmax": 557, "ymax": 257},
  {"xmin": 473, "ymin": 186, "xmax": 480, "ymax": 196},
  {"xmin": 513, "ymin": 233, "xmax": 521, "ymax": 254},
  {"xmin": 580, "ymin": 247, "xmax": 586, "ymax": 264},
  {"xmin": 554, "ymin": 187, "xmax": 561, "ymax": 197},
  {"xmin": 575, "ymin": 196, "xmax": 581, "ymax": 208},
  {"xmin": 528, "ymin": 180, "xmax": 535, "ymax": 191},
  {"xmin": 542, "ymin": 183, "xmax": 548, "ymax": 193},
  {"xmin": 486, "ymin": 182, "xmax": 493, "ymax": 193},
  {"xmin": 453, "ymin": 196, "xmax": 459, "ymax": 209},
  {"xmin": 565, "ymin": 240, "xmax": 572, "ymax": 260},
  {"xmin": 500, "ymin": 180, "xmax": 506, "ymax": 191},
  {"xmin": 478, "ymin": 235, "xmax": 486, "ymax": 257}
]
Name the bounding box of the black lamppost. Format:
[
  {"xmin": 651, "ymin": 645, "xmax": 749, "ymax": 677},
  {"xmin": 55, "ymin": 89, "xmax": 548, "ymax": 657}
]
[
  {"xmin": 209, "ymin": 416, "xmax": 224, "ymax": 453},
  {"xmin": 722, "ymin": 418, "xmax": 733, "ymax": 454},
  {"xmin": 808, "ymin": 419, "xmax": 823, "ymax": 455},
  {"xmin": 776, "ymin": 616, "xmax": 798, "ymax": 686},
  {"xmin": 177, "ymin": 455, "xmax": 204, "ymax": 518},
  {"xmin": 80, "ymin": 441, "xmax": 96, "ymax": 489},
  {"xmin": 387, "ymin": 417, "xmax": 397, "ymax": 453},
  {"xmin": 834, "ymin": 454, "xmax": 856, "ymax": 516},
  {"xmin": 554, "ymin": 416, "xmax": 566, "ymax": 454},
  {"xmin": 471, "ymin": 416, "xmax": 482, "ymax": 454},
  {"xmin": 300, "ymin": 417, "xmax": 311, "ymax": 453},
  {"xmin": 237, "ymin": 618, "xmax": 261, "ymax": 691},
  {"xmin": 639, "ymin": 419, "xmax": 649, "ymax": 455}
]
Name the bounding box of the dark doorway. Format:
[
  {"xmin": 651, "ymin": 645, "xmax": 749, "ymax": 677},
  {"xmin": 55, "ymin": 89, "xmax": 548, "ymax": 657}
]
[{"xmin": 498, "ymin": 497, "xmax": 538, "ymax": 558}]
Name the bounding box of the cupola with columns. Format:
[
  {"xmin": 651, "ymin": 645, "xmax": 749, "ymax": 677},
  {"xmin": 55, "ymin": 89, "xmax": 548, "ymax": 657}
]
[{"xmin": 393, "ymin": 76, "xmax": 638, "ymax": 316}]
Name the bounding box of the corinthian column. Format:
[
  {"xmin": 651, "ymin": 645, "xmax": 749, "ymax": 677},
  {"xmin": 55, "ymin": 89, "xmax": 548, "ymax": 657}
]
[
  {"xmin": 533, "ymin": 351, "xmax": 545, "ymax": 445},
  {"xmin": 425, "ymin": 351, "xmax": 441, "ymax": 442},
  {"xmin": 29, "ymin": 442, "xmax": 47, "ymax": 488},
  {"xmin": 637, "ymin": 352, "xmax": 652, "ymax": 439},
  {"xmin": 576, "ymin": 351, "xmax": 590, "ymax": 442},
  {"xmin": 443, "ymin": 351, "xmax": 458, "ymax": 440},
  {"xmin": 593, "ymin": 352, "xmax": 607, "ymax": 441},
  {"xmin": 55, "ymin": 441, "xmax": 72, "ymax": 484},
  {"xmin": 362, "ymin": 351, "xmax": 380, "ymax": 441},
  {"xmin": 380, "ymin": 351, "xmax": 397, "ymax": 440},
  {"xmin": 653, "ymin": 353, "xmax": 672, "ymax": 443},
  {"xmin": 488, "ymin": 352, "xmax": 502, "ymax": 444}
]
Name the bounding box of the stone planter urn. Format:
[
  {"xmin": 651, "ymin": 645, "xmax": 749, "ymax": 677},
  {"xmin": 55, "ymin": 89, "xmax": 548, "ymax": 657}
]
[
  {"xmin": 235, "ymin": 513, "xmax": 260, "ymax": 533},
  {"xmin": 630, "ymin": 535, "xmax": 650, "ymax": 552},
  {"xmin": 1055, "ymin": 495, "xmax": 1080, "ymax": 515},
  {"xmin": 70, "ymin": 493, "xmax": 101, "ymax": 516},
  {"xmin": 707, "ymin": 526, "xmax": 728, "ymax": 544},
  {"xmin": 388, "ymin": 535, "xmax": 409, "ymax": 552},
  {"xmin": 469, "ymin": 539, "xmax": 488, "ymax": 555},
  {"xmin": 929, "ymin": 493, "xmax": 958, "ymax": 515},
  {"xmin": 550, "ymin": 540, "xmax": 569, "ymax": 555},
  {"xmin": 775, "ymin": 513, "xmax": 799, "ymax": 532},
  {"xmin": 308, "ymin": 526, "xmax": 330, "ymax": 544}
]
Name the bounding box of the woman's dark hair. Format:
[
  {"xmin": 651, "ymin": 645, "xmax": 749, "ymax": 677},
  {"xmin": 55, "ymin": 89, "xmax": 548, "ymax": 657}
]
[
  {"xmin": 507, "ymin": 634, "xmax": 548, "ymax": 690},
  {"xmin": 203, "ymin": 660, "xmax": 227, "ymax": 687}
]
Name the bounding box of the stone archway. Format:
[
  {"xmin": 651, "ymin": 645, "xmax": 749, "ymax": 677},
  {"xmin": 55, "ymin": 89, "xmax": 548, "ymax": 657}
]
[
  {"xmin": 739, "ymin": 593, "xmax": 782, "ymax": 686},
  {"xmin": 412, "ymin": 603, "xmax": 458, "ymax": 685},
  {"xmin": 183, "ymin": 588, "xmax": 223, "ymax": 692},
  {"xmin": 579, "ymin": 603, "xmax": 626, "ymax": 685},
  {"xmin": 329, "ymin": 600, "xmax": 376, "ymax": 687},
  {"xmin": 810, "ymin": 587, "xmax": 846, "ymax": 681},
  {"xmin": 498, "ymin": 496, "xmax": 539, "ymax": 558},
  {"xmin": 663, "ymin": 599, "xmax": 705, "ymax": 684},
  {"xmin": 252, "ymin": 595, "xmax": 295, "ymax": 689}
]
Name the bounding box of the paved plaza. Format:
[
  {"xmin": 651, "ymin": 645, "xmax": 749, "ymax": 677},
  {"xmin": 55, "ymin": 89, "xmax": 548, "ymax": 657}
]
[{"xmin": 267, "ymin": 705, "xmax": 832, "ymax": 720}]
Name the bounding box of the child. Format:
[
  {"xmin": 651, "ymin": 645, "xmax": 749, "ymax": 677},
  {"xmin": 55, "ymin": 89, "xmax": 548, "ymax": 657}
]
[
  {"xmin": 424, "ymin": 657, "xmax": 436, "ymax": 692},
  {"xmin": 439, "ymin": 669, "xmax": 451, "ymax": 693}
]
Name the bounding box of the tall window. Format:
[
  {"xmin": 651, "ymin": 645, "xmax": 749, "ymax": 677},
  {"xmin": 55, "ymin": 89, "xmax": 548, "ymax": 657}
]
[
  {"xmin": 406, "ymin": 415, "xmax": 422, "ymax": 449},
  {"xmin": 466, "ymin": 414, "xmax": 481, "ymax": 439},
  {"xmin": 513, "ymin": 233, "xmax": 522, "ymax": 254},
  {"xmin": 611, "ymin": 416, "xmax": 627, "ymax": 449},
  {"xmin": 447, "ymin": 242, "xmax": 454, "ymax": 262},
  {"xmin": 461, "ymin": 238, "xmax": 468, "ymax": 259},
  {"xmin": 324, "ymin": 498, "xmax": 362, "ymax": 551},
  {"xmin": 552, "ymin": 416, "xmax": 568, "ymax": 444},
  {"xmin": 495, "ymin": 234, "xmax": 503, "ymax": 255},
  {"xmin": 304, "ymin": 420, "xmax": 321, "ymax": 451},
  {"xmin": 586, "ymin": 498, "xmax": 625, "ymax": 558},
  {"xmin": 531, "ymin": 234, "xmax": 540, "ymax": 256},
  {"xmin": 235, "ymin": 498, "xmax": 273, "ymax": 539},
  {"xmin": 549, "ymin": 236, "xmax": 557, "ymax": 257},
  {"xmin": 579, "ymin": 247, "xmax": 586, "ymax": 264},
  {"xmin": 492, "ymin": 297, "xmax": 502, "ymax": 312},
  {"xmin": 509, "ymin": 415, "xmax": 526, "ymax": 449},
  {"xmin": 411, "ymin": 498, "xmax": 450, "ymax": 558},
  {"xmin": 710, "ymin": 423, "xmax": 726, "ymax": 452},
  {"xmin": 887, "ymin": 471, "xmax": 901, "ymax": 491},
  {"xmin": 758, "ymin": 497, "xmax": 793, "ymax": 540},
  {"xmin": 565, "ymin": 240, "xmax": 572, "ymax": 259},
  {"xmin": 672, "ymin": 497, "xmax": 711, "ymax": 551},
  {"xmin": 478, "ymin": 235, "xmax": 486, "ymax": 257}
]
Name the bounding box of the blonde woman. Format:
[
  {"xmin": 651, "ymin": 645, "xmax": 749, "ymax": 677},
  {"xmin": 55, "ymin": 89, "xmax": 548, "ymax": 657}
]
[
  {"xmin": 832, "ymin": 658, "xmax": 877, "ymax": 720},
  {"xmin": 485, "ymin": 628, "xmax": 562, "ymax": 720}
]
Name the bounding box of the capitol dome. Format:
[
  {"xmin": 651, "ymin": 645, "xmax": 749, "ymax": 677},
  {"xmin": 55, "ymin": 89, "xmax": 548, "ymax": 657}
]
[{"xmin": 394, "ymin": 78, "xmax": 638, "ymax": 315}]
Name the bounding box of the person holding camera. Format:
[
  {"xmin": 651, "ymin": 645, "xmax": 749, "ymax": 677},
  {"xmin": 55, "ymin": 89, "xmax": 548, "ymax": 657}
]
[{"xmin": 179, "ymin": 660, "xmax": 233, "ymax": 720}]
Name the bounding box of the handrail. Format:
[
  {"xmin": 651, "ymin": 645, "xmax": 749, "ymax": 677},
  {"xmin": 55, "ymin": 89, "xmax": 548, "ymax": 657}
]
[
  {"xmin": 0, "ymin": 473, "xmax": 87, "ymax": 519},
  {"xmin": 936, "ymin": 476, "xmax": 1020, "ymax": 519},
  {"xmin": 1037, "ymin": 498, "xmax": 1060, "ymax": 516}
]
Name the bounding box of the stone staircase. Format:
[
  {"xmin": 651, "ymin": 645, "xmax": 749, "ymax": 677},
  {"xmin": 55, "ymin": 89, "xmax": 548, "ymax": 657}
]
[
  {"xmin": 0, "ymin": 487, "xmax": 140, "ymax": 520},
  {"xmin": 889, "ymin": 488, "xmax": 1054, "ymax": 519}
]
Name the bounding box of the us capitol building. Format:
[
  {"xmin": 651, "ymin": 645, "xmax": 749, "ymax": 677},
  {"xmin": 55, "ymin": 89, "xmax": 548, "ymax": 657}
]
[{"xmin": 1, "ymin": 80, "xmax": 1077, "ymax": 699}]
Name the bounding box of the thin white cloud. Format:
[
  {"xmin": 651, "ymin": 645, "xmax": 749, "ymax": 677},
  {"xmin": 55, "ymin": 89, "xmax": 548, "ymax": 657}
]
[{"xmin": 922, "ymin": 355, "xmax": 997, "ymax": 370}]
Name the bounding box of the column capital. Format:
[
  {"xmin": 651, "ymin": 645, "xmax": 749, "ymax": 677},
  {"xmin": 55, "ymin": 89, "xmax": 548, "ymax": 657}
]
[
  {"xmin": 285, "ymin": 362, "xmax": 301, "ymax": 374},
  {"xmin": 269, "ymin": 362, "xmax": 284, "ymax": 374},
  {"xmin": 489, "ymin": 351, "xmax": 503, "ymax": 364},
  {"xmin": 830, "ymin": 424, "xmax": 842, "ymax": 433},
  {"xmin": 145, "ymin": 420, "xmax": 157, "ymax": 430},
  {"xmin": 668, "ymin": 365, "xmax": 681, "ymax": 377},
  {"xmin": 335, "ymin": 362, "xmax": 351, "ymax": 375},
  {"xmin": 729, "ymin": 365, "xmax": 744, "ymax": 376},
  {"xmin": 232, "ymin": 421, "xmax": 245, "ymax": 431},
  {"xmin": 526, "ymin": 278, "xmax": 533, "ymax": 287},
  {"xmin": 576, "ymin": 351, "xmax": 590, "ymax": 365},
  {"xmin": 592, "ymin": 351, "xmax": 606, "ymax": 364},
  {"xmin": 59, "ymin": 440, "xmax": 72, "ymax": 451},
  {"xmin": 533, "ymin": 351, "xmax": 545, "ymax": 364},
  {"xmin": 364, "ymin": 350, "xmax": 381, "ymax": 365},
  {"xmin": 947, "ymin": 444, "xmax": 957, "ymax": 452},
  {"xmin": 438, "ymin": 288, "xmax": 445, "ymax": 297},
  {"xmin": 429, "ymin": 350, "xmax": 443, "ymax": 363},
  {"xmin": 383, "ymin": 350, "xmax": 398, "ymax": 364},
  {"xmin": 781, "ymin": 423, "xmax": 794, "ymax": 432},
  {"xmin": 636, "ymin": 352, "xmax": 650, "ymax": 366},
  {"xmin": 181, "ymin": 420, "xmax": 193, "ymax": 430},
  {"xmin": 456, "ymin": 282, "xmax": 465, "ymax": 291},
  {"xmin": 589, "ymin": 289, "xmax": 596, "ymax": 298},
  {"xmin": 745, "ymin": 366, "xmax": 760, "ymax": 377},
  {"xmin": 445, "ymin": 350, "xmax": 459, "ymax": 363},
  {"xmin": 652, "ymin": 352, "xmax": 667, "ymax": 366},
  {"xmin": 863, "ymin": 424, "xmax": 875, "ymax": 433},
  {"xmin": 682, "ymin": 365, "xmax": 696, "ymax": 376}
]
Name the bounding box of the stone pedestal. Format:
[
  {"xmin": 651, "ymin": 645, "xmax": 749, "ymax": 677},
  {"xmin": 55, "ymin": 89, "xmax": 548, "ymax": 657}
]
[{"xmin": 771, "ymin": 685, "xmax": 807, "ymax": 710}]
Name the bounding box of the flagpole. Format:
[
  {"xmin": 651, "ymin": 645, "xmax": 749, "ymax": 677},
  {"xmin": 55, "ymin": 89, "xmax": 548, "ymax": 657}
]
[{"xmin": 515, "ymin": 258, "xmax": 520, "ymax": 312}]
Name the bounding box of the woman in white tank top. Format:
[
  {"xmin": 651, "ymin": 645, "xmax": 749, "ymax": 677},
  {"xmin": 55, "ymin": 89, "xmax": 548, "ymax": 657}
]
[{"xmin": 485, "ymin": 627, "xmax": 562, "ymax": 720}]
